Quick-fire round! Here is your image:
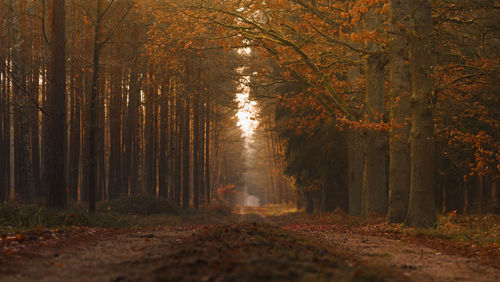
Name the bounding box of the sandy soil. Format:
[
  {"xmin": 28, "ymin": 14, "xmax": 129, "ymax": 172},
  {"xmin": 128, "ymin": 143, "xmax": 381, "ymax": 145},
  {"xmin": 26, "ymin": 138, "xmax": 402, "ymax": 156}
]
[{"xmin": 288, "ymin": 226, "xmax": 500, "ymax": 281}]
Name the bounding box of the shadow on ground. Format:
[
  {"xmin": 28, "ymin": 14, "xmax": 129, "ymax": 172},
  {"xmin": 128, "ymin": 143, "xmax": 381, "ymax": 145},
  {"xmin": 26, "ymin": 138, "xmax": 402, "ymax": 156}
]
[{"xmin": 119, "ymin": 220, "xmax": 402, "ymax": 282}]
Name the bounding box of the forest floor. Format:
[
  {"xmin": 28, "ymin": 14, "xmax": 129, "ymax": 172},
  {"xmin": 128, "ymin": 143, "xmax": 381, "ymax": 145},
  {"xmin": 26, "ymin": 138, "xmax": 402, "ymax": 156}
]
[{"xmin": 0, "ymin": 206, "xmax": 499, "ymax": 281}]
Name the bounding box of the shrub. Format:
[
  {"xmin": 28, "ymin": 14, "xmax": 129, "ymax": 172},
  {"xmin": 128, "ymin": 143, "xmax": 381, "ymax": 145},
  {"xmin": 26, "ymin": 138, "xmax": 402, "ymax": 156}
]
[
  {"xmin": 97, "ymin": 195, "xmax": 179, "ymax": 216},
  {"xmin": 0, "ymin": 204, "xmax": 90, "ymax": 231},
  {"xmin": 201, "ymin": 202, "xmax": 232, "ymax": 216}
]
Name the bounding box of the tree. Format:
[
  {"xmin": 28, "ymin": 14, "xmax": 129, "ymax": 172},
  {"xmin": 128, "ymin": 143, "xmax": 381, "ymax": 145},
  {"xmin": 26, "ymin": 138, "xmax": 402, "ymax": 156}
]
[
  {"xmin": 362, "ymin": 8, "xmax": 388, "ymax": 215},
  {"xmin": 46, "ymin": 0, "xmax": 67, "ymax": 209},
  {"xmin": 405, "ymin": 0, "xmax": 437, "ymax": 227},
  {"xmin": 387, "ymin": 0, "xmax": 411, "ymax": 223}
]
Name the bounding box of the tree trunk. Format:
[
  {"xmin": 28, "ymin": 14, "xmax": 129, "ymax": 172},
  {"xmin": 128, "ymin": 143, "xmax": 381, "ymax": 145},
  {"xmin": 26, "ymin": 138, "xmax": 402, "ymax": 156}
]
[
  {"xmin": 346, "ymin": 54, "xmax": 364, "ymax": 216},
  {"xmin": 158, "ymin": 81, "xmax": 169, "ymax": 198},
  {"xmin": 145, "ymin": 63, "xmax": 155, "ymax": 196},
  {"xmin": 97, "ymin": 78, "xmax": 106, "ymax": 201},
  {"xmin": 88, "ymin": 0, "xmax": 102, "ymax": 213},
  {"xmin": 305, "ymin": 188, "xmax": 313, "ymax": 214},
  {"xmin": 204, "ymin": 96, "xmax": 211, "ymax": 203},
  {"xmin": 347, "ymin": 129, "xmax": 364, "ymax": 216},
  {"xmin": 182, "ymin": 92, "xmax": 191, "ymax": 209},
  {"xmin": 69, "ymin": 57, "xmax": 81, "ymax": 202},
  {"xmin": 124, "ymin": 24, "xmax": 141, "ymax": 196},
  {"xmin": 405, "ymin": 0, "xmax": 437, "ymax": 228},
  {"xmin": 0, "ymin": 41, "xmax": 8, "ymax": 202},
  {"xmin": 46, "ymin": 0, "xmax": 67, "ymax": 209},
  {"xmin": 192, "ymin": 65, "xmax": 202, "ymax": 209},
  {"xmin": 387, "ymin": 0, "xmax": 411, "ymax": 223},
  {"xmin": 491, "ymin": 179, "xmax": 499, "ymax": 214},
  {"xmin": 108, "ymin": 47, "xmax": 122, "ymax": 200},
  {"xmin": 362, "ymin": 15, "xmax": 388, "ymax": 214},
  {"xmin": 174, "ymin": 94, "xmax": 182, "ymax": 205}
]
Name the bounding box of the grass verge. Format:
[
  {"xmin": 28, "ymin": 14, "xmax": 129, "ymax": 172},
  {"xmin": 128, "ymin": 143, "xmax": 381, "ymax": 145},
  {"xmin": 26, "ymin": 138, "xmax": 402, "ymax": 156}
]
[{"xmin": 0, "ymin": 196, "xmax": 233, "ymax": 235}]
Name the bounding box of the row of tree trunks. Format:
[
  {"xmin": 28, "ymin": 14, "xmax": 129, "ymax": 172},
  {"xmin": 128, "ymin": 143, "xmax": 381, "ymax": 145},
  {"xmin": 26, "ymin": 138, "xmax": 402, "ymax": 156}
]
[
  {"xmin": 338, "ymin": 0, "xmax": 437, "ymax": 227},
  {"xmin": 0, "ymin": 1, "xmax": 229, "ymax": 212}
]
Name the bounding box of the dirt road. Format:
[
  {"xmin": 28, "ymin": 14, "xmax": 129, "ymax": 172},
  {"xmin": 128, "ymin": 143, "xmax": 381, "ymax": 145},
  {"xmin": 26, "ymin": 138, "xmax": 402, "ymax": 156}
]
[{"xmin": 0, "ymin": 208, "xmax": 498, "ymax": 281}]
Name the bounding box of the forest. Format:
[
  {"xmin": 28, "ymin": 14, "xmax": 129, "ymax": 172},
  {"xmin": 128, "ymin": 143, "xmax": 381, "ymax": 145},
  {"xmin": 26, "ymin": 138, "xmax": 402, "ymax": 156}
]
[{"xmin": 0, "ymin": 0, "xmax": 499, "ymax": 281}]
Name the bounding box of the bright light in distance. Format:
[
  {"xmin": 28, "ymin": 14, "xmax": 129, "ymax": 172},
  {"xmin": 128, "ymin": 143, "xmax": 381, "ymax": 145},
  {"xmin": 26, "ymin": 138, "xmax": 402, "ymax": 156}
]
[
  {"xmin": 235, "ymin": 67, "xmax": 259, "ymax": 139},
  {"xmin": 237, "ymin": 46, "xmax": 252, "ymax": 56}
]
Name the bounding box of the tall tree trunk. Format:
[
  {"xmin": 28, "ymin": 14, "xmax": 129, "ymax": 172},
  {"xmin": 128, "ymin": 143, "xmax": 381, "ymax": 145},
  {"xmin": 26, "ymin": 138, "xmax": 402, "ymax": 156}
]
[
  {"xmin": 362, "ymin": 10, "xmax": 388, "ymax": 214},
  {"xmin": 168, "ymin": 90, "xmax": 176, "ymax": 200},
  {"xmin": 182, "ymin": 92, "xmax": 190, "ymax": 209},
  {"xmin": 158, "ymin": 81, "xmax": 169, "ymax": 198},
  {"xmin": 204, "ymin": 96, "xmax": 211, "ymax": 203},
  {"xmin": 109, "ymin": 47, "xmax": 122, "ymax": 200},
  {"xmin": 387, "ymin": 0, "xmax": 411, "ymax": 223},
  {"xmin": 69, "ymin": 57, "xmax": 81, "ymax": 202},
  {"xmin": 347, "ymin": 129, "xmax": 364, "ymax": 215},
  {"xmin": 97, "ymin": 74, "xmax": 106, "ymax": 201},
  {"xmin": 124, "ymin": 28, "xmax": 141, "ymax": 196},
  {"xmin": 126, "ymin": 66, "xmax": 140, "ymax": 195},
  {"xmin": 145, "ymin": 63, "xmax": 155, "ymax": 195},
  {"xmin": 192, "ymin": 66, "xmax": 201, "ymax": 209},
  {"xmin": 31, "ymin": 45, "xmax": 41, "ymax": 200},
  {"xmin": 0, "ymin": 38, "xmax": 8, "ymax": 202},
  {"xmin": 405, "ymin": 0, "xmax": 437, "ymax": 228},
  {"xmin": 199, "ymin": 91, "xmax": 206, "ymax": 204},
  {"xmin": 41, "ymin": 56, "xmax": 49, "ymax": 200},
  {"xmin": 174, "ymin": 94, "xmax": 182, "ymax": 205},
  {"xmin": 46, "ymin": 0, "xmax": 67, "ymax": 209},
  {"xmin": 491, "ymin": 179, "xmax": 499, "ymax": 214},
  {"xmin": 88, "ymin": 0, "xmax": 102, "ymax": 213}
]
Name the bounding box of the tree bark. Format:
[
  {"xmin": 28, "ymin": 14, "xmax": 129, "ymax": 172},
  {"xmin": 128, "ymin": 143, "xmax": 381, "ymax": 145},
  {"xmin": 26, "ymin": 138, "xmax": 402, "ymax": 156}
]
[
  {"xmin": 346, "ymin": 52, "xmax": 364, "ymax": 216},
  {"xmin": 387, "ymin": 0, "xmax": 411, "ymax": 223},
  {"xmin": 0, "ymin": 23, "xmax": 9, "ymax": 201},
  {"xmin": 362, "ymin": 22, "xmax": 388, "ymax": 215},
  {"xmin": 174, "ymin": 93, "xmax": 183, "ymax": 205},
  {"xmin": 108, "ymin": 46, "xmax": 122, "ymax": 200},
  {"xmin": 69, "ymin": 56, "xmax": 81, "ymax": 202},
  {"xmin": 88, "ymin": 0, "xmax": 102, "ymax": 213},
  {"xmin": 182, "ymin": 92, "xmax": 191, "ymax": 209},
  {"xmin": 405, "ymin": 0, "xmax": 437, "ymax": 228},
  {"xmin": 46, "ymin": 0, "xmax": 67, "ymax": 209},
  {"xmin": 204, "ymin": 96, "xmax": 211, "ymax": 203},
  {"xmin": 145, "ymin": 62, "xmax": 155, "ymax": 196}
]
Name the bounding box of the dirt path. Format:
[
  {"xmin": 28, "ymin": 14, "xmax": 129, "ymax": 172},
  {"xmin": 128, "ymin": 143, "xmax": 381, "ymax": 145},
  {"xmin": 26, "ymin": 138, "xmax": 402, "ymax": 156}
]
[
  {"xmin": 0, "ymin": 222, "xmax": 401, "ymax": 282},
  {"xmin": 1, "ymin": 209, "xmax": 498, "ymax": 281},
  {"xmin": 0, "ymin": 226, "xmax": 199, "ymax": 282},
  {"xmin": 236, "ymin": 206, "xmax": 500, "ymax": 281},
  {"xmin": 286, "ymin": 225, "xmax": 500, "ymax": 281}
]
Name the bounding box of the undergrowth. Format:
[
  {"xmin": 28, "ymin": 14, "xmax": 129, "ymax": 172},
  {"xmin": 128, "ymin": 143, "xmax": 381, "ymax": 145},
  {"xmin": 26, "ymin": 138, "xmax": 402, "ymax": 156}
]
[
  {"xmin": 290, "ymin": 209, "xmax": 500, "ymax": 247},
  {"xmin": 97, "ymin": 195, "xmax": 179, "ymax": 216},
  {"xmin": 0, "ymin": 196, "xmax": 232, "ymax": 235}
]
